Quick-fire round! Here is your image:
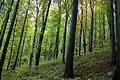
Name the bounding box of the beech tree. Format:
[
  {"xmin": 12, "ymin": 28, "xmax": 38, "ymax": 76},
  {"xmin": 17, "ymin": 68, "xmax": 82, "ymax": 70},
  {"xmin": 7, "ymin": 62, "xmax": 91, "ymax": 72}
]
[
  {"xmin": 62, "ymin": 0, "xmax": 68, "ymax": 63},
  {"xmin": 88, "ymin": 0, "xmax": 94, "ymax": 52},
  {"xmin": 112, "ymin": 0, "xmax": 120, "ymax": 80},
  {"xmin": 63, "ymin": 0, "xmax": 78, "ymax": 78},
  {"xmin": 108, "ymin": 0, "xmax": 116, "ymax": 65},
  {"xmin": 35, "ymin": 0, "xmax": 51, "ymax": 66}
]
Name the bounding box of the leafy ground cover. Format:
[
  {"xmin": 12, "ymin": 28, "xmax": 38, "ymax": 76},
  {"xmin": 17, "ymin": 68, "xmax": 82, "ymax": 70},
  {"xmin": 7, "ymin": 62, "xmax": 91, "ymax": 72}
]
[{"xmin": 2, "ymin": 47, "xmax": 115, "ymax": 80}]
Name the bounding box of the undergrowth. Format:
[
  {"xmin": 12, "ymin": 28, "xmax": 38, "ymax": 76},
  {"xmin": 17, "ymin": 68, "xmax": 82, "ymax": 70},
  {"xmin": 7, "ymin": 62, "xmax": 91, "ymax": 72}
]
[{"xmin": 2, "ymin": 47, "xmax": 114, "ymax": 80}]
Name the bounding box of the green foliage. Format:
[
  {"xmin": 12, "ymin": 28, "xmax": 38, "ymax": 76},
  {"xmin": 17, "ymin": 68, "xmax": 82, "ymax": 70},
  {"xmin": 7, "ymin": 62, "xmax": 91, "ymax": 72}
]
[{"xmin": 0, "ymin": 0, "xmax": 114, "ymax": 80}]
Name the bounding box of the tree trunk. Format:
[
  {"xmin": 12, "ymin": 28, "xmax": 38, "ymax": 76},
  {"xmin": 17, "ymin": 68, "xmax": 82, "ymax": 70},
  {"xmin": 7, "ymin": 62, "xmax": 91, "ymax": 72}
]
[
  {"xmin": 0, "ymin": 0, "xmax": 20, "ymax": 79},
  {"xmin": 79, "ymin": 4, "xmax": 83, "ymax": 56},
  {"xmin": 13, "ymin": 1, "xmax": 30, "ymax": 69},
  {"xmin": 54, "ymin": 0, "xmax": 61, "ymax": 59},
  {"xmin": 88, "ymin": 0, "xmax": 94, "ymax": 52},
  {"xmin": 35, "ymin": 0, "xmax": 51, "ymax": 66},
  {"xmin": 75, "ymin": 34, "xmax": 78, "ymax": 55},
  {"xmin": 115, "ymin": 0, "xmax": 118, "ymax": 40},
  {"xmin": 0, "ymin": 0, "xmax": 4, "ymax": 11},
  {"xmin": 29, "ymin": 0, "xmax": 39, "ymax": 67},
  {"xmin": 99, "ymin": 12, "xmax": 101, "ymax": 47},
  {"xmin": 48, "ymin": 41, "xmax": 53, "ymax": 60},
  {"xmin": 6, "ymin": 20, "xmax": 17, "ymax": 70},
  {"xmin": 94, "ymin": 12, "xmax": 97, "ymax": 47},
  {"xmin": 83, "ymin": 0, "xmax": 87, "ymax": 54},
  {"xmin": 112, "ymin": 0, "xmax": 120, "ymax": 79},
  {"xmin": 0, "ymin": 0, "xmax": 14, "ymax": 49},
  {"xmin": 108, "ymin": 0, "xmax": 116, "ymax": 65},
  {"xmin": 103, "ymin": 13, "xmax": 105, "ymax": 41},
  {"xmin": 83, "ymin": 29, "xmax": 86, "ymax": 53},
  {"xmin": 62, "ymin": 2, "xmax": 68, "ymax": 63},
  {"xmin": 63, "ymin": 0, "xmax": 78, "ymax": 78},
  {"xmin": 19, "ymin": 28, "xmax": 27, "ymax": 67}
]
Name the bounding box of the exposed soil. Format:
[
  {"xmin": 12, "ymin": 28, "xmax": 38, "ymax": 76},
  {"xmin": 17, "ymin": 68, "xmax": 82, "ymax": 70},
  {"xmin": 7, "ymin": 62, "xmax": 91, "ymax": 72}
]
[{"xmin": 74, "ymin": 56, "xmax": 116, "ymax": 78}]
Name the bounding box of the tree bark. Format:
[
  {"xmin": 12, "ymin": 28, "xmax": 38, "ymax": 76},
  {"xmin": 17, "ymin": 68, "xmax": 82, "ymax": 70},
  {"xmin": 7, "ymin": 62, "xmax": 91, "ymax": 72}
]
[
  {"xmin": 63, "ymin": 0, "xmax": 78, "ymax": 78},
  {"xmin": 94, "ymin": 12, "xmax": 97, "ymax": 47},
  {"xmin": 62, "ymin": 2, "xmax": 68, "ymax": 63},
  {"xmin": 88, "ymin": 0, "xmax": 94, "ymax": 52},
  {"xmin": 112, "ymin": 0, "xmax": 120, "ymax": 79},
  {"xmin": 108, "ymin": 0, "xmax": 116, "ymax": 65},
  {"xmin": 79, "ymin": 4, "xmax": 83, "ymax": 56},
  {"xmin": 83, "ymin": 0, "xmax": 87, "ymax": 54}
]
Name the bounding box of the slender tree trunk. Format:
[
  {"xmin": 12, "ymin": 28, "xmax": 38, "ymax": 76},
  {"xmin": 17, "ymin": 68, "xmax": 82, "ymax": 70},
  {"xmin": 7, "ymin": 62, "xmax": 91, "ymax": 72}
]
[
  {"xmin": 48, "ymin": 41, "xmax": 53, "ymax": 60},
  {"xmin": 94, "ymin": 12, "xmax": 97, "ymax": 47},
  {"xmin": 54, "ymin": 0, "xmax": 61, "ymax": 59},
  {"xmin": 35, "ymin": 0, "xmax": 51, "ymax": 66},
  {"xmin": 102, "ymin": 13, "xmax": 105, "ymax": 44},
  {"xmin": 115, "ymin": 0, "xmax": 118, "ymax": 40},
  {"xmin": 99, "ymin": 12, "xmax": 101, "ymax": 47},
  {"xmin": 0, "ymin": 0, "xmax": 20, "ymax": 79},
  {"xmin": 88, "ymin": 0, "xmax": 94, "ymax": 52},
  {"xmin": 101, "ymin": 12, "xmax": 104, "ymax": 47},
  {"xmin": 83, "ymin": 29, "xmax": 86, "ymax": 53},
  {"xmin": 29, "ymin": 0, "xmax": 39, "ymax": 67},
  {"xmin": 6, "ymin": 20, "xmax": 17, "ymax": 70},
  {"xmin": 79, "ymin": 5, "xmax": 83, "ymax": 56},
  {"xmin": 19, "ymin": 28, "xmax": 27, "ymax": 67},
  {"xmin": 108, "ymin": 0, "xmax": 116, "ymax": 65},
  {"xmin": 0, "ymin": 0, "xmax": 4, "ymax": 11},
  {"xmin": 62, "ymin": 4, "xmax": 68, "ymax": 63},
  {"xmin": 83, "ymin": 0, "xmax": 87, "ymax": 54},
  {"xmin": 63, "ymin": 0, "xmax": 78, "ymax": 78},
  {"xmin": 13, "ymin": 1, "xmax": 30, "ymax": 70},
  {"xmin": 0, "ymin": 0, "xmax": 14, "ymax": 49},
  {"xmin": 75, "ymin": 34, "xmax": 78, "ymax": 55}
]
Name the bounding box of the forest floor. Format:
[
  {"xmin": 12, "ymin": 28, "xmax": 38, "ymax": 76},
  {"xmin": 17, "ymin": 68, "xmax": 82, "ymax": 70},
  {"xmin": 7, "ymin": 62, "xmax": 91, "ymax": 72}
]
[{"xmin": 2, "ymin": 47, "xmax": 115, "ymax": 80}]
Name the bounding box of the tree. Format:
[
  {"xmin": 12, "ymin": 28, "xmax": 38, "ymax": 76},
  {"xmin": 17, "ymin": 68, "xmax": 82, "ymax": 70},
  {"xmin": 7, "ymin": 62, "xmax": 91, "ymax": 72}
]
[
  {"xmin": 19, "ymin": 27, "xmax": 27, "ymax": 67},
  {"xmin": 29, "ymin": 0, "xmax": 39, "ymax": 67},
  {"xmin": 0, "ymin": 0, "xmax": 20, "ymax": 79},
  {"xmin": 83, "ymin": 0, "xmax": 87, "ymax": 53},
  {"xmin": 79, "ymin": 2, "xmax": 83, "ymax": 56},
  {"xmin": 108, "ymin": 0, "xmax": 116, "ymax": 65},
  {"xmin": 35, "ymin": 0, "xmax": 51, "ymax": 66},
  {"xmin": 88, "ymin": 0, "xmax": 94, "ymax": 52},
  {"xmin": 54, "ymin": 0, "xmax": 61, "ymax": 59},
  {"xmin": 6, "ymin": 19, "xmax": 17, "ymax": 70},
  {"xmin": 115, "ymin": 0, "xmax": 118, "ymax": 40},
  {"xmin": 63, "ymin": 0, "xmax": 78, "ymax": 78},
  {"xmin": 0, "ymin": 0, "xmax": 4, "ymax": 11},
  {"xmin": 12, "ymin": 0, "xmax": 30, "ymax": 70},
  {"xmin": 0, "ymin": 0, "xmax": 14, "ymax": 49},
  {"xmin": 112, "ymin": 0, "xmax": 120, "ymax": 80},
  {"xmin": 62, "ymin": 0, "xmax": 68, "ymax": 63}
]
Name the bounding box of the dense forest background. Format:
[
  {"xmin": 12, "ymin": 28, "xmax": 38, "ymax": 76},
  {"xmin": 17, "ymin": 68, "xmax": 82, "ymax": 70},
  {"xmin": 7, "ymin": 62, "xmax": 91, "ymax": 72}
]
[{"xmin": 0, "ymin": 0, "xmax": 120, "ymax": 80}]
